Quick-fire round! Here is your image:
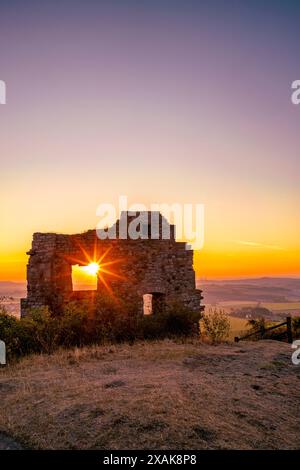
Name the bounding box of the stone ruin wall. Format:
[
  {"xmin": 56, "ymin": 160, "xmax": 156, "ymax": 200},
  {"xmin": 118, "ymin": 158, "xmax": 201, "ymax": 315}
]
[{"xmin": 21, "ymin": 213, "xmax": 203, "ymax": 317}]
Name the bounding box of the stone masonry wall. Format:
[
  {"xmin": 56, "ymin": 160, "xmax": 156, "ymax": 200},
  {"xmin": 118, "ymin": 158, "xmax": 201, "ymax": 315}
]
[{"xmin": 21, "ymin": 212, "xmax": 203, "ymax": 317}]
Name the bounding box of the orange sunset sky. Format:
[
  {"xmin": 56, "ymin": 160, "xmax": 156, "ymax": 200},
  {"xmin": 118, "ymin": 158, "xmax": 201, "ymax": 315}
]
[
  {"xmin": 1, "ymin": 185, "xmax": 299, "ymax": 281},
  {"xmin": 1, "ymin": 1, "xmax": 300, "ymax": 282}
]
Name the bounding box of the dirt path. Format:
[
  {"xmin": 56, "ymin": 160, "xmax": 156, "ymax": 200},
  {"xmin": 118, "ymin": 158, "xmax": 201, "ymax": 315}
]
[{"xmin": 0, "ymin": 433, "xmax": 23, "ymax": 450}]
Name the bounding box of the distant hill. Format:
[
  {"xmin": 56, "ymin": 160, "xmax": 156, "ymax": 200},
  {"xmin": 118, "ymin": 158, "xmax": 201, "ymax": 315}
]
[
  {"xmin": 0, "ymin": 281, "xmax": 26, "ymax": 298},
  {"xmin": 198, "ymin": 277, "xmax": 300, "ymax": 304}
]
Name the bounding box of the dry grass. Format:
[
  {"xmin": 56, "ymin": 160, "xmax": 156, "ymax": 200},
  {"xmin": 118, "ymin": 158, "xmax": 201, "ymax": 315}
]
[
  {"xmin": 0, "ymin": 339, "xmax": 300, "ymax": 450},
  {"xmin": 226, "ymin": 316, "xmax": 249, "ymax": 340}
]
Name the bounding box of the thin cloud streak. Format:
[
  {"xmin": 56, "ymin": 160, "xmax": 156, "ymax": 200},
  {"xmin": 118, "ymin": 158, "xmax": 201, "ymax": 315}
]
[{"xmin": 235, "ymin": 241, "xmax": 285, "ymax": 251}]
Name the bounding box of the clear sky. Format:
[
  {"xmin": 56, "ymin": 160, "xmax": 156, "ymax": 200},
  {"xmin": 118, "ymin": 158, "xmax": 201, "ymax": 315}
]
[{"xmin": 0, "ymin": 0, "xmax": 300, "ymax": 281}]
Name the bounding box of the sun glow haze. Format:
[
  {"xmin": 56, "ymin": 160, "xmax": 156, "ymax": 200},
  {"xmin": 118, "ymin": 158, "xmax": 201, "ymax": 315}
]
[{"xmin": 83, "ymin": 262, "xmax": 100, "ymax": 276}]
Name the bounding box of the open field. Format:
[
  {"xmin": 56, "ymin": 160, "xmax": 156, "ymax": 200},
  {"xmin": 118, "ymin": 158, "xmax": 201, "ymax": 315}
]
[
  {"xmin": 1, "ymin": 339, "xmax": 299, "ymax": 450},
  {"xmin": 205, "ymin": 302, "xmax": 300, "ymax": 324},
  {"xmin": 226, "ymin": 316, "xmax": 249, "ymax": 341},
  {"xmin": 258, "ymin": 302, "xmax": 300, "ymax": 312}
]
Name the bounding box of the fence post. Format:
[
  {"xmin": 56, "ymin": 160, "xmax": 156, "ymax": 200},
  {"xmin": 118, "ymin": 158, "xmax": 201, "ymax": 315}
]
[{"xmin": 286, "ymin": 316, "xmax": 293, "ymax": 344}]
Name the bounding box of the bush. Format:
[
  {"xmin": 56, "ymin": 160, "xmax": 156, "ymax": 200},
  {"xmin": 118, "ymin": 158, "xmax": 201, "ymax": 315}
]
[
  {"xmin": 59, "ymin": 301, "xmax": 91, "ymax": 347},
  {"xmin": 0, "ymin": 296, "xmax": 202, "ymax": 360},
  {"xmin": 200, "ymin": 308, "xmax": 230, "ymax": 343},
  {"xmin": 139, "ymin": 303, "xmax": 201, "ymax": 340},
  {"xmin": 0, "ymin": 309, "xmax": 23, "ymax": 358},
  {"xmin": 1, "ymin": 307, "xmax": 62, "ymax": 358},
  {"xmin": 21, "ymin": 307, "xmax": 61, "ymax": 354},
  {"xmin": 93, "ymin": 295, "xmax": 140, "ymax": 342}
]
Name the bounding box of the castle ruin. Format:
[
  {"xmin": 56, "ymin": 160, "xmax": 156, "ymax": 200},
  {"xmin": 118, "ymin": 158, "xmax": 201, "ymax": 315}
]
[{"xmin": 21, "ymin": 212, "xmax": 203, "ymax": 317}]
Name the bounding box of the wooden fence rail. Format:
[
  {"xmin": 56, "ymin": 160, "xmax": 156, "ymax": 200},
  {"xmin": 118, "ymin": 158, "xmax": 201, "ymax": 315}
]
[{"xmin": 234, "ymin": 316, "xmax": 293, "ymax": 343}]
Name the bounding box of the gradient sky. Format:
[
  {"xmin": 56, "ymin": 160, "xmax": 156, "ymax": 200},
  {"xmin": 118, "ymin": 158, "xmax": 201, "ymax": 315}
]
[{"xmin": 0, "ymin": 0, "xmax": 300, "ymax": 281}]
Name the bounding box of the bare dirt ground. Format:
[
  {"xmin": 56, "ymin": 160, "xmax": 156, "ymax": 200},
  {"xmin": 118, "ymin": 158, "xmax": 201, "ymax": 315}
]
[{"xmin": 0, "ymin": 339, "xmax": 299, "ymax": 450}]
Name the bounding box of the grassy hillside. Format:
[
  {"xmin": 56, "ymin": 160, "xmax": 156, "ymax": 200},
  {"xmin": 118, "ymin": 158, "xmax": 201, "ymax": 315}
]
[{"xmin": 1, "ymin": 339, "xmax": 299, "ymax": 450}]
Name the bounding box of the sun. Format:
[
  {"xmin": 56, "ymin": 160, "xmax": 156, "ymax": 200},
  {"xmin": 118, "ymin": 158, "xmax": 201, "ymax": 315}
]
[
  {"xmin": 65, "ymin": 244, "xmax": 126, "ymax": 296},
  {"xmin": 84, "ymin": 262, "xmax": 100, "ymax": 276}
]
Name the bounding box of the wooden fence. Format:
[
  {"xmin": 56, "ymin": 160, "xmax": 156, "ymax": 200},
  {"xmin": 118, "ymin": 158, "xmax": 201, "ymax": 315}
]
[{"xmin": 234, "ymin": 316, "xmax": 293, "ymax": 343}]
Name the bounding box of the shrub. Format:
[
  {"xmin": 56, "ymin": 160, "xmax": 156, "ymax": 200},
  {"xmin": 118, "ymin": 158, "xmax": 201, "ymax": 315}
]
[
  {"xmin": 139, "ymin": 303, "xmax": 201, "ymax": 340},
  {"xmin": 163, "ymin": 303, "xmax": 201, "ymax": 336},
  {"xmin": 22, "ymin": 307, "xmax": 62, "ymax": 354},
  {"xmin": 0, "ymin": 296, "xmax": 202, "ymax": 360},
  {"xmin": 0, "ymin": 309, "xmax": 22, "ymax": 359},
  {"xmin": 59, "ymin": 301, "xmax": 90, "ymax": 347},
  {"xmin": 200, "ymin": 308, "xmax": 230, "ymax": 343},
  {"xmin": 0, "ymin": 305, "xmax": 40, "ymax": 358},
  {"xmin": 93, "ymin": 295, "xmax": 140, "ymax": 342}
]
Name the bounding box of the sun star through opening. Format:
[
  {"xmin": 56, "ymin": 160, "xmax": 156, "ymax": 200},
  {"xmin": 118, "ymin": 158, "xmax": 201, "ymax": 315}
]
[
  {"xmin": 72, "ymin": 262, "xmax": 100, "ymax": 291},
  {"xmin": 83, "ymin": 262, "xmax": 100, "ymax": 276},
  {"xmin": 68, "ymin": 245, "xmax": 126, "ymax": 294}
]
